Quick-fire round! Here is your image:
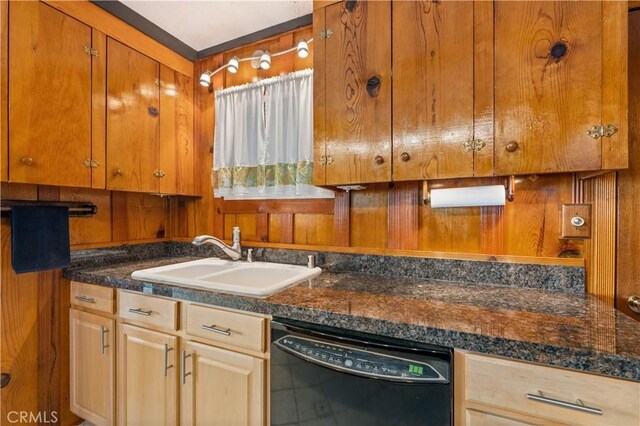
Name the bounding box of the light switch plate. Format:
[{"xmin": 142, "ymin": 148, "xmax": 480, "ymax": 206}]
[{"xmin": 560, "ymin": 203, "xmax": 591, "ymax": 239}]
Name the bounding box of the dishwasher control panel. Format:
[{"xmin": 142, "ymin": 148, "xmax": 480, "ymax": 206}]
[{"xmin": 275, "ymin": 335, "xmax": 447, "ymax": 383}]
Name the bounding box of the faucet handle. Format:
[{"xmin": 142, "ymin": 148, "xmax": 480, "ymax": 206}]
[
  {"xmin": 247, "ymin": 249, "xmax": 253, "ymax": 263},
  {"xmin": 232, "ymin": 227, "xmax": 241, "ymax": 244}
]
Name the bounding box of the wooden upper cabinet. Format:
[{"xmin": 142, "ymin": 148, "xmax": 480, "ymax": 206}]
[
  {"xmin": 107, "ymin": 38, "xmax": 160, "ymax": 193},
  {"xmin": 392, "ymin": 1, "xmax": 494, "ymax": 180},
  {"xmin": 159, "ymin": 65, "xmax": 195, "ymax": 195},
  {"xmin": 314, "ymin": 0, "xmax": 392, "ymax": 185},
  {"xmin": 494, "ymin": 1, "xmax": 627, "ymax": 175},
  {"xmin": 8, "ymin": 1, "xmax": 93, "ymax": 187}
]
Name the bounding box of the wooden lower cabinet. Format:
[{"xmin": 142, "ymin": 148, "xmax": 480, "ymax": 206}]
[
  {"xmin": 455, "ymin": 351, "xmax": 640, "ymax": 426},
  {"xmin": 465, "ymin": 409, "xmax": 538, "ymax": 426},
  {"xmin": 69, "ymin": 309, "xmax": 115, "ymax": 426},
  {"xmin": 180, "ymin": 340, "xmax": 265, "ymax": 426},
  {"xmin": 118, "ymin": 323, "xmax": 179, "ymax": 425}
]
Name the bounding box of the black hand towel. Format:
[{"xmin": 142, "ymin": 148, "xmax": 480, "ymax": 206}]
[{"xmin": 11, "ymin": 205, "xmax": 71, "ymax": 274}]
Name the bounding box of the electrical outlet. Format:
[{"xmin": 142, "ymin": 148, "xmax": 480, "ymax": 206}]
[{"xmin": 560, "ymin": 204, "xmax": 591, "ymax": 239}]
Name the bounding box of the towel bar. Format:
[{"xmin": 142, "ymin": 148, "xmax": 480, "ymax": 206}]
[{"xmin": 0, "ymin": 200, "xmax": 97, "ymax": 217}]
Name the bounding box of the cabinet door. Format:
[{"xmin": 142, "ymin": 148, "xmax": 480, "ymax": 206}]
[
  {"xmin": 181, "ymin": 340, "xmax": 265, "ymax": 426},
  {"xmin": 69, "ymin": 309, "xmax": 115, "ymax": 426},
  {"xmin": 159, "ymin": 65, "xmax": 195, "ymax": 195},
  {"xmin": 494, "ymin": 1, "xmax": 603, "ymax": 174},
  {"xmin": 315, "ymin": 0, "xmax": 392, "ymax": 185},
  {"xmin": 118, "ymin": 323, "xmax": 178, "ymax": 425},
  {"xmin": 107, "ymin": 38, "xmax": 160, "ymax": 192},
  {"xmin": 392, "ymin": 1, "xmax": 493, "ymax": 180},
  {"xmin": 8, "ymin": 1, "xmax": 92, "ymax": 187}
]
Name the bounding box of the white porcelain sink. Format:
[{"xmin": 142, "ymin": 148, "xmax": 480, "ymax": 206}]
[{"xmin": 131, "ymin": 258, "xmax": 321, "ymax": 298}]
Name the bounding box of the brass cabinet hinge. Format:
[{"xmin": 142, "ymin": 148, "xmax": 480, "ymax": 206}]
[
  {"xmin": 84, "ymin": 159, "xmax": 101, "ymax": 168},
  {"xmin": 153, "ymin": 170, "xmax": 166, "ymax": 178},
  {"xmin": 318, "ymin": 155, "xmax": 334, "ymax": 166},
  {"xmin": 90, "ymin": 160, "xmax": 100, "ymax": 168},
  {"xmin": 83, "ymin": 46, "xmax": 99, "ymax": 57},
  {"xmin": 318, "ymin": 29, "xmax": 334, "ymax": 40},
  {"xmin": 462, "ymin": 139, "xmax": 486, "ymax": 152},
  {"xmin": 83, "ymin": 159, "xmax": 91, "ymax": 168},
  {"xmin": 586, "ymin": 124, "xmax": 618, "ymax": 139}
]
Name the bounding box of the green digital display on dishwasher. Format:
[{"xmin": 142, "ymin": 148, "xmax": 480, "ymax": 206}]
[{"xmin": 409, "ymin": 365, "xmax": 424, "ymax": 375}]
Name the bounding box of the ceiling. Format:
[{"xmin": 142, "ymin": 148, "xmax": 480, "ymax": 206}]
[{"xmin": 120, "ymin": 0, "xmax": 313, "ymax": 52}]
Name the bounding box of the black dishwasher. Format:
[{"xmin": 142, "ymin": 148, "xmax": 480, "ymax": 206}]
[{"xmin": 271, "ymin": 318, "xmax": 452, "ymax": 426}]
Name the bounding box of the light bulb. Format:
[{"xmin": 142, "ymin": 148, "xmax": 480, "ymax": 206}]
[
  {"xmin": 199, "ymin": 70, "xmax": 213, "ymax": 87},
  {"xmin": 260, "ymin": 52, "xmax": 271, "ymax": 70},
  {"xmin": 297, "ymin": 39, "xmax": 309, "ymax": 58},
  {"xmin": 228, "ymin": 57, "xmax": 239, "ymax": 74}
]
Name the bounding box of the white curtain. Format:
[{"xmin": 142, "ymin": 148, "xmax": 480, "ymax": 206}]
[{"xmin": 213, "ymin": 69, "xmax": 333, "ymax": 199}]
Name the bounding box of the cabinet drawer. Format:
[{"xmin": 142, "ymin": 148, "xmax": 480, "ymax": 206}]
[
  {"xmin": 71, "ymin": 281, "xmax": 114, "ymax": 314},
  {"xmin": 118, "ymin": 291, "xmax": 178, "ymax": 331},
  {"xmin": 185, "ymin": 304, "xmax": 266, "ymax": 353},
  {"xmin": 463, "ymin": 353, "xmax": 640, "ymax": 425}
]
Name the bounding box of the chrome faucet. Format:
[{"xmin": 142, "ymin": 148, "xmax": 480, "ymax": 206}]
[{"xmin": 192, "ymin": 227, "xmax": 242, "ymax": 260}]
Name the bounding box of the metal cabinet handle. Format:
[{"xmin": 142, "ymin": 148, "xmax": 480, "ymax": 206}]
[
  {"xmin": 148, "ymin": 106, "xmax": 159, "ymax": 117},
  {"xmin": 163, "ymin": 344, "xmax": 174, "ymax": 377},
  {"xmin": 74, "ymin": 295, "xmax": 96, "ymax": 304},
  {"xmin": 113, "ymin": 168, "xmax": 123, "ymax": 177},
  {"xmin": 374, "ymin": 155, "xmax": 385, "ymax": 165},
  {"xmin": 526, "ymin": 391, "xmax": 602, "ymax": 416},
  {"xmin": 99, "ymin": 326, "xmax": 109, "ymax": 354},
  {"xmin": 181, "ymin": 351, "xmax": 192, "ymax": 384},
  {"xmin": 128, "ymin": 307, "xmax": 152, "ymax": 316},
  {"xmin": 21, "ymin": 157, "xmax": 34, "ymax": 166},
  {"xmin": 201, "ymin": 324, "xmax": 231, "ymax": 336}
]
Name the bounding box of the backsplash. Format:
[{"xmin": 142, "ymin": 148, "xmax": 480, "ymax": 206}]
[{"xmin": 70, "ymin": 242, "xmax": 585, "ymax": 293}]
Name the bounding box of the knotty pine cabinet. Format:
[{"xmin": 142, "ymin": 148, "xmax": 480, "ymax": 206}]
[
  {"xmin": 494, "ymin": 0, "xmax": 628, "ymax": 175},
  {"xmin": 313, "ymin": 0, "xmax": 628, "ymax": 186},
  {"xmin": 107, "ymin": 39, "xmax": 196, "ymax": 195},
  {"xmin": 7, "ymin": 1, "xmax": 102, "ymax": 188},
  {"xmin": 313, "ymin": 0, "xmax": 392, "ymax": 185},
  {"xmin": 2, "ymin": 2, "xmax": 196, "ymax": 195}
]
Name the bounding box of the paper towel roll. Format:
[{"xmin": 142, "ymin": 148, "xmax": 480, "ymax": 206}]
[{"xmin": 430, "ymin": 185, "xmax": 506, "ymax": 208}]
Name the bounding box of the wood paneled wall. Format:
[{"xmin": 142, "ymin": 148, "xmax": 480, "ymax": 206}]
[
  {"xmin": 186, "ymin": 25, "xmax": 584, "ymax": 261},
  {"xmin": 1, "ymin": 183, "xmax": 171, "ymax": 247}
]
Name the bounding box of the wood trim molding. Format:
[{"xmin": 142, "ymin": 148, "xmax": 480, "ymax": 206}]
[
  {"xmin": 42, "ymin": 0, "xmax": 193, "ymax": 77},
  {"xmin": 333, "ymin": 192, "xmax": 350, "ymax": 247},
  {"xmin": 388, "ymin": 182, "xmax": 419, "ymax": 250},
  {"xmin": 580, "ymin": 173, "xmax": 617, "ymax": 305},
  {"xmin": 220, "ymin": 198, "xmax": 334, "ymax": 215}
]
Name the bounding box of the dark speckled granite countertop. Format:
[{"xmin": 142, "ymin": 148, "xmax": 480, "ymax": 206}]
[{"xmin": 64, "ymin": 247, "xmax": 640, "ymax": 382}]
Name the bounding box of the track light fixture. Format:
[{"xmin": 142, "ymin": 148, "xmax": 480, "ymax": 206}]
[
  {"xmin": 199, "ymin": 70, "xmax": 213, "ymax": 87},
  {"xmin": 199, "ymin": 38, "xmax": 314, "ymax": 89},
  {"xmin": 260, "ymin": 52, "xmax": 271, "ymax": 70},
  {"xmin": 297, "ymin": 39, "xmax": 309, "ymax": 58},
  {"xmin": 228, "ymin": 56, "xmax": 240, "ymax": 74}
]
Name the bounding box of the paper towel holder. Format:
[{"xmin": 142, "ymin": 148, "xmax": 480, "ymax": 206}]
[{"xmin": 421, "ymin": 175, "xmax": 516, "ymax": 205}]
